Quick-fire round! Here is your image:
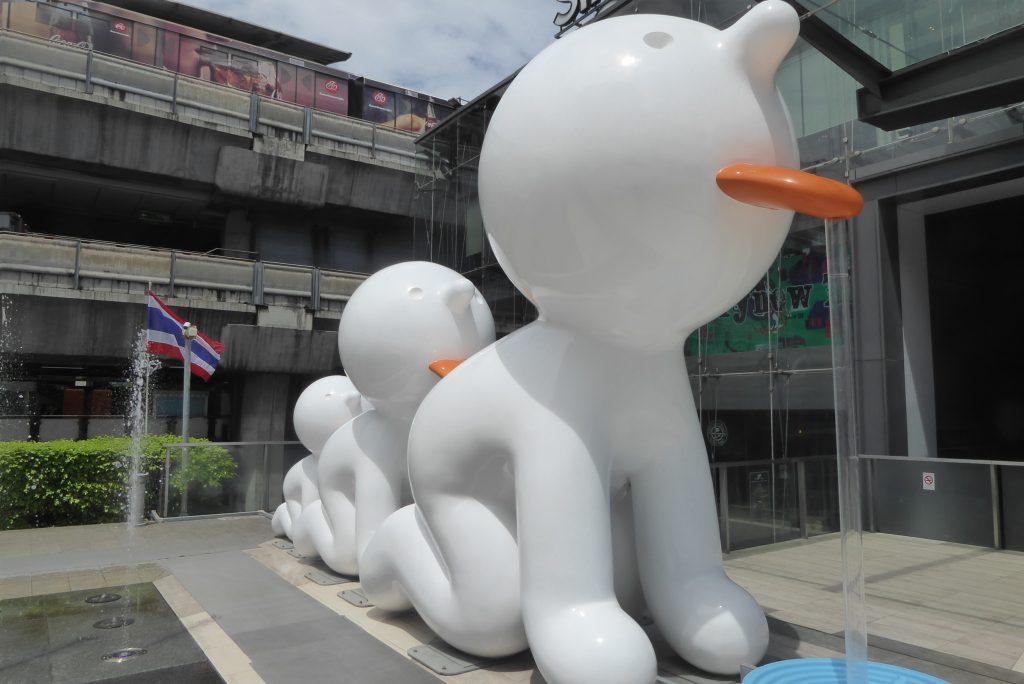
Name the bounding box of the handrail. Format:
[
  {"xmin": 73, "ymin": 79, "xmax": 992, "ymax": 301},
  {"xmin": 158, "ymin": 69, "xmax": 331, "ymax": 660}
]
[{"xmin": 859, "ymin": 453, "xmax": 1024, "ymax": 467}]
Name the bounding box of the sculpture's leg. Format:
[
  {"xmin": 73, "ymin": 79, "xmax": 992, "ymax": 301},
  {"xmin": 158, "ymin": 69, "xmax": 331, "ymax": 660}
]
[
  {"xmin": 517, "ymin": 428, "xmax": 656, "ymax": 684},
  {"xmin": 271, "ymin": 502, "xmax": 290, "ymax": 538},
  {"xmin": 361, "ymin": 409, "xmax": 524, "ymax": 658},
  {"xmin": 297, "ymin": 494, "xmax": 357, "ymax": 574},
  {"xmin": 631, "ymin": 430, "xmax": 768, "ymax": 674},
  {"xmin": 611, "ymin": 483, "xmax": 646, "ymax": 620}
]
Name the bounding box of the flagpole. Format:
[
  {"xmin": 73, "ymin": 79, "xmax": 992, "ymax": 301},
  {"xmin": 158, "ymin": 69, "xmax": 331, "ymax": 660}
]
[
  {"xmin": 144, "ymin": 283, "xmax": 151, "ymax": 438},
  {"xmin": 180, "ymin": 321, "xmax": 197, "ymax": 516}
]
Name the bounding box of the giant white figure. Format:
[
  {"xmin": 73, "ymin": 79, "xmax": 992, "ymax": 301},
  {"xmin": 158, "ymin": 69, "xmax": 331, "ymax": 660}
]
[
  {"xmin": 360, "ymin": 3, "xmax": 861, "ymax": 683},
  {"xmin": 271, "ymin": 375, "xmax": 366, "ymax": 541},
  {"xmin": 292, "ymin": 262, "xmax": 495, "ymax": 574}
]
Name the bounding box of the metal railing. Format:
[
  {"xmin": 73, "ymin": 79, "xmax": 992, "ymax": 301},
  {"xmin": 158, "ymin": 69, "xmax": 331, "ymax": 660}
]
[
  {"xmin": 0, "ymin": 231, "xmax": 367, "ymax": 312},
  {"xmin": 860, "ymin": 454, "xmax": 1024, "ymax": 550},
  {"xmin": 159, "ymin": 440, "xmax": 302, "ymax": 519},
  {"xmin": 0, "ymin": 29, "xmax": 428, "ymax": 168},
  {"xmin": 712, "ymin": 455, "xmax": 838, "ymax": 553}
]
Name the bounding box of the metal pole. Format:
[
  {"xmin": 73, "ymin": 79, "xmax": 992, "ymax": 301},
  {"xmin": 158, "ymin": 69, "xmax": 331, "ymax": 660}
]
[
  {"xmin": 180, "ymin": 326, "xmax": 194, "ymax": 516},
  {"xmin": 990, "ymin": 464, "xmax": 1003, "ymax": 549},
  {"xmin": 797, "ymin": 460, "xmax": 808, "ymax": 539},
  {"xmin": 162, "ymin": 446, "xmax": 171, "ymax": 518},
  {"xmin": 718, "ymin": 466, "xmax": 731, "ymax": 554},
  {"xmin": 262, "ymin": 443, "xmax": 270, "ymax": 511}
]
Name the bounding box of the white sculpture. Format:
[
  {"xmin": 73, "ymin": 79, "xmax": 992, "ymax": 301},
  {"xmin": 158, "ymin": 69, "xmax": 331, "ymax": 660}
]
[
  {"xmin": 271, "ymin": 375, "xmax": 366, "ymax": 541},
  {"xmin": 360, "ymin": 4, "xmax": 862, "ymax": 682},
  {"xmin": 292, "ymin": 262, "xmax": 495, "ymax": 574}
]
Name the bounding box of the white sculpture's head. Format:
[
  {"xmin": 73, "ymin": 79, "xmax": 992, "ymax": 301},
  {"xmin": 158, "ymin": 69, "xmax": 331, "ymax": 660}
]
[
  {"xmin": 293, "ymin": 375, "xmax": 367, "ymax": 455},
  {"xmin": 479, "ymin": 2, "xmax": 809, "ymax": 349},
  {"xmin": 338, "ymin": 262, "xmax": 496, "ymax": 417}
]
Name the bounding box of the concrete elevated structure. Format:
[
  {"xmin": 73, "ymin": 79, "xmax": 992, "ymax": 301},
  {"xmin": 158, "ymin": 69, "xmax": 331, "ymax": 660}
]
[{"xmin": 0, "ymin": 26, "xmax": 433, "ymax": 453}]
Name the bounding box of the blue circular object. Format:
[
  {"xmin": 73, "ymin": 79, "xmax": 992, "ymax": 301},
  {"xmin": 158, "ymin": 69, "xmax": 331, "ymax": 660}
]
[{"xmin": 743, "ymin": 659, "xmax": 948, "ymax": 683}]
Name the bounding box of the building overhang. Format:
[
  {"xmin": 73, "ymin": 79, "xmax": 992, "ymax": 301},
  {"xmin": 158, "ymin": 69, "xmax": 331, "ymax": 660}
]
[
  {"xmin": 856, "ymin": 24, "xmax": 1024, "ymax": 131},
  {"xmin": 100, "ymin": 0, "xmax": 351, "ymax": 64}
]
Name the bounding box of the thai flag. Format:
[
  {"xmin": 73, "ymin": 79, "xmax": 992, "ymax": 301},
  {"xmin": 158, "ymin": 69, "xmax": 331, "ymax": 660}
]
[{"xmin": 146, "ymin": 291, "xmax": 223, "ymax": 380}]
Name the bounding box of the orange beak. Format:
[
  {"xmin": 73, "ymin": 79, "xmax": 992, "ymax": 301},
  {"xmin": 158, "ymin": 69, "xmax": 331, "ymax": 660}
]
[
  {"xmin": 429, "ymin": 359, "xmax": 463, "ymax": 378},
  {"xmin": 716, "ymin": 164, "xmax": 863, "ymax": 220}
]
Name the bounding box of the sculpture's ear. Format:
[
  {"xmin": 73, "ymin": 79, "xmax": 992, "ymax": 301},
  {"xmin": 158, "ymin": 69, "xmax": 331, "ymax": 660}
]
[
  {"xmin": 725, "ymin": 0, "xmax": 799, "ymax": 90},
  {"xmin": 442, "ymin": 279, "xmax": 476, "ymax": 314},
  {"xmin": 343, "ymin": 391, "xmax": 363, "ymax": 414}
]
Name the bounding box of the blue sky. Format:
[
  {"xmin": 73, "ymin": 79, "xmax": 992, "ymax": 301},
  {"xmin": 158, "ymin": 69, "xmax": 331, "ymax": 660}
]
[{"xmin": 189, "ymin": 0, "xmax": 559, "ymax": 100}]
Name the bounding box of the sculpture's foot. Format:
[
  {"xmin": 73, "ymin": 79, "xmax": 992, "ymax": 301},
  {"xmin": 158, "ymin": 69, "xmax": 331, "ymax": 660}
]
[
  {"xmin": 660, "ymin": 573, "xmax": 768, "ymax": 675},
  {"xmin": 271, "ymin": 503, "xmax": 289, "ymax": 538},
  {"xmin": 527, "ymin": 600, "xmax": 656, "ymax": 684}
]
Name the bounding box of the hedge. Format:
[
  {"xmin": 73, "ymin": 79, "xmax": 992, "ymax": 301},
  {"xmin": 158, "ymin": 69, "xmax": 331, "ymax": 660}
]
[{"xmin": 0, "ymin": 435, "xmax": 235, "ymax": 530}]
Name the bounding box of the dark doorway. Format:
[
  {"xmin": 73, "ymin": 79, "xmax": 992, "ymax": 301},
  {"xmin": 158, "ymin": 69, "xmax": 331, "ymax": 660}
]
[{"xmin": 926, "ymin": 195, "xmax": 1024, "ymax": 461}]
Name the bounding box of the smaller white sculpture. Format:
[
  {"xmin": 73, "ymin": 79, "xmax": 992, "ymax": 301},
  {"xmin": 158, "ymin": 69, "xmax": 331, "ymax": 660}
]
[
  {"xmin": 292, "ymin": 262, "xmax": 495, "ymax": 575},
  {"xmin": 271, "ymin": 375, "xmax": 366, "ymax": 541}
]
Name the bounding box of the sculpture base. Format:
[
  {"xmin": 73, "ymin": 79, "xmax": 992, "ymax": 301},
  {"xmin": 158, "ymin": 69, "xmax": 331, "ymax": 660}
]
[{"xmin": 743, "ymin": 658, "xmax": 946, "ymax": 683}]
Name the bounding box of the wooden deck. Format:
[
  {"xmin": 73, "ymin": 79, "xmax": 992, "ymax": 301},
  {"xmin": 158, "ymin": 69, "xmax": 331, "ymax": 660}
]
[{"xmin": 726, "ymin": 532, "xmax": 1024, "ymax": 676}]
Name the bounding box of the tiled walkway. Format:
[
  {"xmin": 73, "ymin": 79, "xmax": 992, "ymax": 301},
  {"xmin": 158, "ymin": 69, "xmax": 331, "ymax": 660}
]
[{"xmin": 3, "ymin": 519, "xmax": 1024, "ymax": 683}]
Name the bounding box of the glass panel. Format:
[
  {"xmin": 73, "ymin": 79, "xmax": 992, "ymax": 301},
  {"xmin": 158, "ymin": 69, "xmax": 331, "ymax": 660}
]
[
  {"xmin": 396, "ymin": 94, "xmax": 428, "ymax": 134},
  {"xmin": 131, "ymin": 22, "xmax": 156, "ymax": 65},
  {"xmin": 162, "ymin": 443, "xmax": 307, "ymax": 517},
  {"xmin": 276, "ymin": 62, "xmax": 297, "ymax": 103},
  {"xmin": 802, "ymin": 0, "xmax": 1024, "ymax": 70},
  {"xmin": 296, "ymin": 67, "xmax": 315, "ymax": 107},
  {"xmin": 158, "ymin": 28, "xmax": 179, "ymax": 71}
]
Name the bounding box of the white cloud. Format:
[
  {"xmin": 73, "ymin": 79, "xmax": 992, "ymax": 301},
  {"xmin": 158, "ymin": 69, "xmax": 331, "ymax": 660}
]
[{"xmin": 188, "ymin": 0, "xmax": 559, "ymax": 100}]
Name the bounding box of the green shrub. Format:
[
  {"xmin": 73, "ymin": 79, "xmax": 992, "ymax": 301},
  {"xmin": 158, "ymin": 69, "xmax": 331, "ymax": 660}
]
[{"xmin": 0, "ymin": 435, "xmax": 235, "ymax": 530}]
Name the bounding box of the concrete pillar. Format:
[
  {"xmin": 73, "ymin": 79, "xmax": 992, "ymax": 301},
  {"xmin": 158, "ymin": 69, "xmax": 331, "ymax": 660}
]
[
  {"xmin": 236, "ymin": 372, "xmax": 291, "ymax": 511},
  {"xmin": 223, "ymin": 209, "xmax": 253, "ymax": 257},
  {"xmin": 897, "ymin": 207, "xmax": 938, "ymax": 458}
]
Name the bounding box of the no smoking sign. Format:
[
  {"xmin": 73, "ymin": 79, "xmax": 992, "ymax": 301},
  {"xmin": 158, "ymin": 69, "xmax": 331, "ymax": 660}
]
[{"xmin": 922, "ymin": 472, "xmax": 935, "ymax": 491}]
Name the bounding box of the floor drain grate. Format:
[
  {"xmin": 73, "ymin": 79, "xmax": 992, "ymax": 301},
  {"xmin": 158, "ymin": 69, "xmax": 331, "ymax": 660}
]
[
  {"xmin": 101, "ymin": 647, "xmax": 147, "ymax": 663},
  {"xmin": 93, "ymin": 616, "xmax": 134, "ymax": 629},
  {"xmin": 85, "ymin": 593, "xmax": 122, "ymax": 604}
]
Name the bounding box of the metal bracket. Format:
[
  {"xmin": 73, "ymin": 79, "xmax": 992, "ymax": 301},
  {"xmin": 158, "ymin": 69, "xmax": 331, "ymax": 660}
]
[
  {"xmin": 304, "ymin": 566, "xmax": 351, "ymax": 586},
  {"xmin": 338, "ymin": 588, "xmax": 372, "ymax": 607},
  {"xmin": 271, "ymin": 539, "xmax": 293, "ymax": 550},
  {"xmin": 407, "ymin": 639, "xmax": 496, "ymax": 676}
]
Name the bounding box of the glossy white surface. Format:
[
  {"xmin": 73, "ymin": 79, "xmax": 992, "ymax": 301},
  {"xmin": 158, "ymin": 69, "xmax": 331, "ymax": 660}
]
[
  {"xmin": 293, "ymin": 262, "xmax": 495, "ymax": 574},
  {"xmin": 271, "ymin": 375, "xmax": 366, "ymax": 542},
  {"xmin": 360, "ymin": 4, "xmax": 799, "ymax": 682}
]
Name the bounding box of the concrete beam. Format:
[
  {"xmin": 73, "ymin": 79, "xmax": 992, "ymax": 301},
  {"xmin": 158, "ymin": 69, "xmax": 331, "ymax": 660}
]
[
  {"xmin": 220, "ymin": 324, "xmax": 340, "ymax": 374},
  {"xmin": 215, "ymin": 147, "xmax": 328, "ymax": 208}
]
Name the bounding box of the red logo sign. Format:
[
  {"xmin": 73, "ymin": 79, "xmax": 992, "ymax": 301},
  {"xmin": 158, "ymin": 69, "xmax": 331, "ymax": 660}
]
[
  {"xmin": 112, "ymin": 21, "xmax": 128, "ymax": 34},
  {"xmin": 324, "ymin": 80, "xmax": 340, "ymax": 93},
  {"xmin": 372, "ymin": 91, "xmax": 388, "ymax": 106}
]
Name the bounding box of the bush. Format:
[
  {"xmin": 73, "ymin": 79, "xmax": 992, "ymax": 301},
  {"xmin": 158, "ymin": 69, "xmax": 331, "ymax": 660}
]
[{"xmin": 0, "ymin": 435, "xmax": 235, "ymax": 530}]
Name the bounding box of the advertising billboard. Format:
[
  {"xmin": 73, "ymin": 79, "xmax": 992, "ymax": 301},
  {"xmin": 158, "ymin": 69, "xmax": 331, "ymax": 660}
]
[
  {"xmin": 685, "ymin": 249, "xmax": 831, "ymax": 356},
  {"xmin": 362, "ymin": 87, "xmax": 396, "ymax": 126}
]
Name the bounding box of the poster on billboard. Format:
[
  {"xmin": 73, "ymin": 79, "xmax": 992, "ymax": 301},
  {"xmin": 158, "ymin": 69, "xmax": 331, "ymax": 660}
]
[
  {"xmin": 363, "ymin": 88, "xmax": 396, "ymax": 126},
  {"xmin": 315, "ymin": 75, "xmax": 349, "ymax": 115},
  {"xmin": 685, "ymin": 249, "xmax": 830, "ymax": 356},
  {"xmin": 395, "ymin": 94, "xmax": 428, "ymax": 133}
]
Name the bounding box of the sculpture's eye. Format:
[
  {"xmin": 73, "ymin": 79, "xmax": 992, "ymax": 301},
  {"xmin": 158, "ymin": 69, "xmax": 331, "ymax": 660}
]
[
  {"xmin": 643, "ymin": 31, "xmax": 673, "ymax": 49},
  {"xmin": 408, "ymin": 286, "xmax": 424, "ymax": 299}
]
